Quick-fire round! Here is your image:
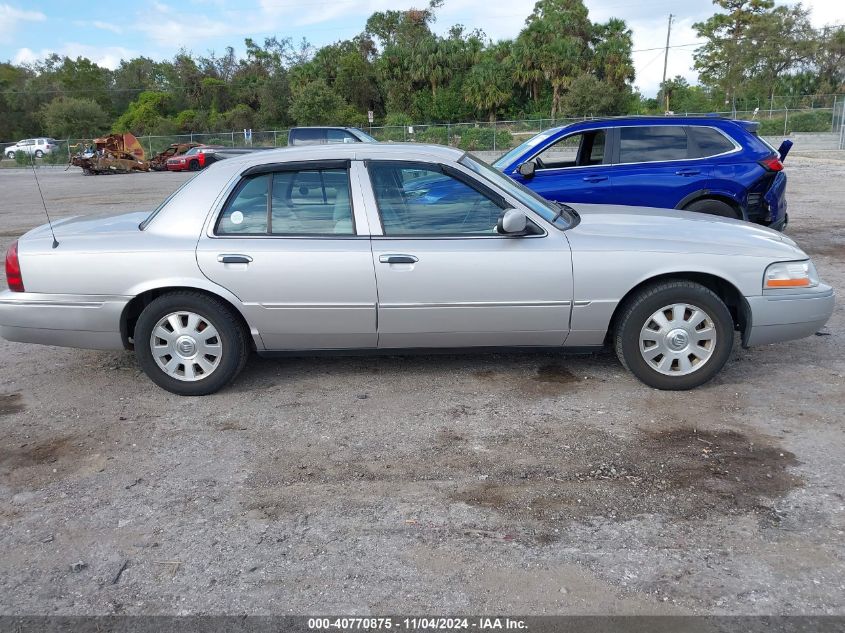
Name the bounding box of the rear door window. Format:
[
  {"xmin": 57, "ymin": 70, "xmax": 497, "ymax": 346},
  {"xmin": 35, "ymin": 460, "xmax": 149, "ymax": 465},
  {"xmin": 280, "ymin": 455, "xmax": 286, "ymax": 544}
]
[
  {"xmin": 618, "ymin": 126, "xmax": 689, "ymax": 163},
  {"xmin": 290, "ymin": 129, "xmax": 325, "ymax": 145},
  {"xmin": 326, "ymin": 129, "xmax": 357, "ymax": 144},
  {"xmin": 216, "ymin": 168, "xmax": 355, "ymax": 236},
  {"xmin": 687, "ymin": 127, "xmax": 736, "ymax": 158}
]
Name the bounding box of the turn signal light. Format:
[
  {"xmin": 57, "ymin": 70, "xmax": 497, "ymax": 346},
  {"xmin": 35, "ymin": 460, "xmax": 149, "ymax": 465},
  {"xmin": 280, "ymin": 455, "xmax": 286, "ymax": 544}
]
[
  {"xmin": 5, "ymin": 240, "xmax": 24, "ymax": 292},
  {"xmin": 764, "ymin": 260, "xmax": 818, "ymax": 290}
]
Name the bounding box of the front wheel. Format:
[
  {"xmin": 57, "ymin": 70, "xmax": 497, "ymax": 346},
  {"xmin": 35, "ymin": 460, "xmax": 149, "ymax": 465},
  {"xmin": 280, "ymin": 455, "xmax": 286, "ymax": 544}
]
[
  {"xmin": 134, "ymin": 292, "xmax": 249, "ymax": 395},
  {"xmin": 189, "ymin": 160, "xmax": 200, "ymax": 171},
  {"xmin": 6, "ymin": 152, "xmax": 14, "ymax": 160},
  {"xmin": 614, "ymin": 281, "xmax": 734, "ymax": 390}
]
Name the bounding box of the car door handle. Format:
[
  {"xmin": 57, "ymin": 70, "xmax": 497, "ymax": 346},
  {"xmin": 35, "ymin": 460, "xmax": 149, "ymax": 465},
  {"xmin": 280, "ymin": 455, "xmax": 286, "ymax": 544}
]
[
  {"xmin": 378, "ymin": 254, "xmax": 418, "ymax": 264},
  {"xmin": 217, "ymin": 254, "xmax": 253, "ymax": 264},
  {"xmin": 582, "ymin": 175, "xmax": 608, "ymax": 182},
  {"xmin": 675, "ymin": 169, "xmax": 701, "ymax": 176}
]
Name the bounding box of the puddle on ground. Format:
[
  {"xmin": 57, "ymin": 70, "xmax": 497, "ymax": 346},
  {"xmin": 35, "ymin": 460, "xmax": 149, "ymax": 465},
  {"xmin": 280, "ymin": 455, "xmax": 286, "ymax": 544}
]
[
  {"xmin": 0, "ymin": 393, "xmax": 25, "ymax": 416},
  {"xmin": 472, "ymin": 362, "xmax": 581, "ymax": 396},
  {"xmin": 244, "ymin": 420, "xmax": 801, "ymax": 537}
]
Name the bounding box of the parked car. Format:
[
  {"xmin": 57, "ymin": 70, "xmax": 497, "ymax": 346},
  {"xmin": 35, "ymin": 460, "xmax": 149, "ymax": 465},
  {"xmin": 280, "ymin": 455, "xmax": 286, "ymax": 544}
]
[
  {"xmin": 165, "ymin": 146, "xmax": 272, "ymax": 171},
  {"xmin": 166, "ymin": 146, "xmax": 224, "ymax": 171},
  {"xmin": 494, "ymin": 117, "xmax": 791, "ymax": 230},
  {"xmin": 4, "ymin": 138, "xmax": 59, "ymax": 159},
  {"xmin": 0, "ymin": 144, "xmax": 832, "ymax": 395},
  {"xmin": 288, "ymin": 126, "xmax": 377, "ymax": 146}
]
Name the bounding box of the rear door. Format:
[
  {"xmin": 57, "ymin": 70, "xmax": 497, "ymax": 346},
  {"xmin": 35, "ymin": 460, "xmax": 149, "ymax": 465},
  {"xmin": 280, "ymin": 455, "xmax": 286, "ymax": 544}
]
[
  {"xmin": 196, "ymin": 160, "xmax": 378, "ymax": 350},
  {"xmin": 511, "ymin": 129, "xmax": 614, "ymax": 204},
  {"xmin": 609, "ymin": 125, "xmax": 712, "ymax": 209}
]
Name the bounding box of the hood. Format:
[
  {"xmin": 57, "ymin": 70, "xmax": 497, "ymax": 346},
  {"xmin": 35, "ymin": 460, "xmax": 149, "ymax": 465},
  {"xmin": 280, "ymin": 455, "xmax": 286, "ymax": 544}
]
[
  {"xmin": 22, "ymin": 210, "xmax": 149, "ymax": 242},
  {"xmin": 567, "ymin": 203, "xmax": 805, "ymax": 259}
]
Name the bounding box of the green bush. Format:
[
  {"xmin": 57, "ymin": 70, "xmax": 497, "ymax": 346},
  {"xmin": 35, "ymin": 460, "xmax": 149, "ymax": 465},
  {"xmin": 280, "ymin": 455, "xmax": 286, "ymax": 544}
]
[
  {"xmin": 417, "ymin": 126, "xmax": 449, "ymax": 145},
  {"xmin": 45, "ymin": 147, "xmax": 68, "ymax": 165},
  {"xmin": 757, "ymin": 110, "xmax": 832, "ymax": 136},
  {"xmin": 456, "ymin": 127, "xmax": 513, "ymax": 151},
  {"xmin": 372, "ymin": 126, "xmax": 408, "ymax": 142},
  {"xmin": 14, "ymin": 151, "xmax": 29, "ymax": 167}
]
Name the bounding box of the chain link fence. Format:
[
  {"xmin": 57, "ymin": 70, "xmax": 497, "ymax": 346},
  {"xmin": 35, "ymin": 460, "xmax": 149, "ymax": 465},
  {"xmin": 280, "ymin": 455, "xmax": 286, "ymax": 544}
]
[{"xmin": 2, "ymin": 107, "xmax": 841, "ymax": 163}]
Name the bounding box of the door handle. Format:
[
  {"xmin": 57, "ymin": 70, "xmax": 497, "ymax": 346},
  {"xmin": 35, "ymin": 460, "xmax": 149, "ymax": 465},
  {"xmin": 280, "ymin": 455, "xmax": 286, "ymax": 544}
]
[
  {"xmin": 582, "ymin": 175, "xmax": 608, "ymax": 183},
  {"xmin": 675, "ymin": 169, "xmax": 700, "ymax": 176},
  {"xmin": 378, "ymin": 254, "xmax": 418, "ymax": 264},
  {"xmin": 217, "ymin": 254, "xmax": 253, "ymax": 264}
]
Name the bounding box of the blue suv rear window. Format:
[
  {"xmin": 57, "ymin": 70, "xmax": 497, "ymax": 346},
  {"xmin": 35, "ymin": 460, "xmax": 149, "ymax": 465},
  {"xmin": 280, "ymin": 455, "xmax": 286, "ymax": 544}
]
[
  {"xmin": 688, "ymin": 127, "xmax": 736, "ymax": 157},
  {"xmin": 619, "ymin": 126, "xmax": 688, "ymax": 163}
]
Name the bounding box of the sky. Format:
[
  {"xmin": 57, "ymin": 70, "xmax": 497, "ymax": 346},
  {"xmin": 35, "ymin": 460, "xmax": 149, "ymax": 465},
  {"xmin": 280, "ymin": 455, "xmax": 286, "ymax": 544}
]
[{"xmin": 0, "ymin": 0, "xmax": 842, "ymax": 97}]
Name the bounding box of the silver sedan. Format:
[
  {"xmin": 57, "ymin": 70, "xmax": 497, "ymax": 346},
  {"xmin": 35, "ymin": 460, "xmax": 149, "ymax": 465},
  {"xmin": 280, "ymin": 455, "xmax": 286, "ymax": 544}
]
[{"xmin": 0, "ymin": 144, "xmax": 834, "ymax": 395}]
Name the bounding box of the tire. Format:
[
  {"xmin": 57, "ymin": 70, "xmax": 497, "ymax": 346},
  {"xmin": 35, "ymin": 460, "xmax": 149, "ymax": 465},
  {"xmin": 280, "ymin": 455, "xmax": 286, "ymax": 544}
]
[
  {"xmin": 134, "ymin": 292, "xmax": 249, "ymax": 396},
  {"xmin": 34, "ymin": 150, "xmax": 44, "ymax": 158},
  {"xmin": 6, "ymin": 152, "xmax": 14, "ymax": 160},
  {"xmin": 683, "ymin": 198, "xmax": 739, "ymax": 219},
  {"xmin": 614, "ymin": 281, "xmax": 734, "ymax": 390},
  {"xmin": 189, "ymin": 160, "xmax": 200, "ymax": 171}
]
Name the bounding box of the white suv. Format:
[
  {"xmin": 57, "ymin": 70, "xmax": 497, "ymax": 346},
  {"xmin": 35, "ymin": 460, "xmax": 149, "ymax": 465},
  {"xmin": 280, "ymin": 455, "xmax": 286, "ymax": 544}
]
[{"xmin": 4, "ymin": 138, "xmax": 59, "ymax": 159}]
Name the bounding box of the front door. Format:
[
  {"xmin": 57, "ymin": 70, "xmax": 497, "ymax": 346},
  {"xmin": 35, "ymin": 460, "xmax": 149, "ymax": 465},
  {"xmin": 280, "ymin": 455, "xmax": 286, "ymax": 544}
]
[
  {"xmin": 510, "ymin": 129, "xmax": 614, "ymax": 205},
  {"xmin": 196, "ymin": 161, "xmax": 378, "ymax": 350},
  {"xmin": 362, "ymin": 160, "xmax": 573, "ymax": 348}
]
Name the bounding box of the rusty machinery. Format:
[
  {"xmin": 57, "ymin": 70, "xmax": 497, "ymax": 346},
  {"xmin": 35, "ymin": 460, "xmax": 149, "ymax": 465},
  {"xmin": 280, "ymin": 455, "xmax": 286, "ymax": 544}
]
[{"xmin": 70, "ymin": 133, "xmax": 150, "ymax": 175}]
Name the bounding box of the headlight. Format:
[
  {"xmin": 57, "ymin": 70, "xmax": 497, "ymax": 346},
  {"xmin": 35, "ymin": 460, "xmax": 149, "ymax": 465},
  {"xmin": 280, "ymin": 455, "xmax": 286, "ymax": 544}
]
[{"xmin": 764, "ymin": 260, "xmax": 819, "ymax": 289}]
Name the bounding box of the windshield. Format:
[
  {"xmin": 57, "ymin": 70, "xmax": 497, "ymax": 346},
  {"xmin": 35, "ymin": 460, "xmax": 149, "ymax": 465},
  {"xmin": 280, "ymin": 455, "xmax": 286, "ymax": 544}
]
[
  {"xmin": 351, "ymin": 128, "xmax": 378, "ymax": 143},
  {"xmin": 492, "ymin": 127, "xmax": 562, "ymax": 169},
  {"xmin": 460, "ymin": 153, "xmax": 576, "ymax": 228}
]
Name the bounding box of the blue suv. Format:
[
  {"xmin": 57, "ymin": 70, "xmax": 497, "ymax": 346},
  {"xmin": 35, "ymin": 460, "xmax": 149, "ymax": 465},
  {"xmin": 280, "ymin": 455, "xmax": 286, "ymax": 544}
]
[{"xmin": 493, "ymin": 117, "xmax": 791, "ymax": 230}]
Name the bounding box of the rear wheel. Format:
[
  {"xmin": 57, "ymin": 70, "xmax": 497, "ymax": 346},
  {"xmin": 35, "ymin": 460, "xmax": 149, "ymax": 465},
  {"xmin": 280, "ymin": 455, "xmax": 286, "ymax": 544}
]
[
  {"xmin": 34, "ymin": 150, "xmax": 44, "ymax": 158},
  {"xmin": 134, "ymin": 292, "xmax": 249, "ymax": 395},
  {"xmin": 683, "ymin": 198, "xmax": 739, "ymax": 219},
  {"xmin": 614, "ymin": 281, "xmax": 734, "ymax": 390}
]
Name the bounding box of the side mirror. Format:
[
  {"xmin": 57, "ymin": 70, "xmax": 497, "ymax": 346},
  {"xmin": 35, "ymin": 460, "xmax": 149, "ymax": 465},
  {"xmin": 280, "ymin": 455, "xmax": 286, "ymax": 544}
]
[
  {"xmin": 498, "ymin": 209, "xmax": 528, "ymax": 235},
  {"xmin": 517, "ymin": 161, "xmax": 536, "ymax": 178}
]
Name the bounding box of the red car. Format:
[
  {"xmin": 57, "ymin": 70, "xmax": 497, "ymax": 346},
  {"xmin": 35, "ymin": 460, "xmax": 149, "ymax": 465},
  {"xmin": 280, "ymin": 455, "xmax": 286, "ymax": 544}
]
[{"xmin": 166, "ymin": 146, "xmax": 223, "ymax": 171}]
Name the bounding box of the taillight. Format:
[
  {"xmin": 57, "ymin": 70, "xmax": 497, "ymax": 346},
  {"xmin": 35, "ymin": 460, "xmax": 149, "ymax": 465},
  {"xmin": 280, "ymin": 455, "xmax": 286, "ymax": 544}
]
[
  {"xmin": 5, "ymin": 240, "xmax": 24, "ymax": 292},
  {"xmin": 759, "ymin": 155, "xmax": 783, "ymax": 172}
]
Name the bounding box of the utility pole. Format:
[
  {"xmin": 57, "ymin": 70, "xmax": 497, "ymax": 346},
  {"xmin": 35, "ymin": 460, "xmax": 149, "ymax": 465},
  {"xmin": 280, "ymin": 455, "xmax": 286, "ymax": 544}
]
[{"xmin": 661, "ymin": 13, "xmax": 674, "ymax": 113}]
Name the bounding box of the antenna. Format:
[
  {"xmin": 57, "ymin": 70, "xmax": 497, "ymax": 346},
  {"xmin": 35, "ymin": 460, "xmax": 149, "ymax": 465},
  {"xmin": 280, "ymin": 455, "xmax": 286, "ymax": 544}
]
[{"xmin": 27, "ymin": 150, "xmax": 59, "ymax": 249}]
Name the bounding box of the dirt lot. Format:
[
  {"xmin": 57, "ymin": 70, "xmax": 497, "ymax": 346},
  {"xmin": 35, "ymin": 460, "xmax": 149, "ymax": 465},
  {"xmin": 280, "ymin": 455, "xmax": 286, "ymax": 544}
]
[{"xmin": 0, "ymin": 159, "xmax": 843, "ymax": 615}]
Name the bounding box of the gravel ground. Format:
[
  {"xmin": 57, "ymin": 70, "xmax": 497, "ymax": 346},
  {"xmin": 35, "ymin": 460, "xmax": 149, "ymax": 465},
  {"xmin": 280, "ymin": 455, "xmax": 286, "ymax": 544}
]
[{"xmin": 0, "ymin": 161, "xmax": 843, "ymax": 615}]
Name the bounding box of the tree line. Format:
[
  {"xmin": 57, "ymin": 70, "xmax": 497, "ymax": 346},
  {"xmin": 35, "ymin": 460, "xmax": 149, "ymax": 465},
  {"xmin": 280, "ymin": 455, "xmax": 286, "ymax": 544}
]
[{"xmin": 0, "ymin": 0, "xmax": 842, "ymax": 141}]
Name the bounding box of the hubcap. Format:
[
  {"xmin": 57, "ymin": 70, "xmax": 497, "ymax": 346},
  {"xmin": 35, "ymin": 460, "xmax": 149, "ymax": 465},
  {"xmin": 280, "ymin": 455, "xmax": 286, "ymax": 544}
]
[
  {"xmin": 150, "ymin": 311, "xmax": 222, "ymax": 382},
  {"xmin": 638, "ymin": 303, "xmax": 717, "ymax": 376}
]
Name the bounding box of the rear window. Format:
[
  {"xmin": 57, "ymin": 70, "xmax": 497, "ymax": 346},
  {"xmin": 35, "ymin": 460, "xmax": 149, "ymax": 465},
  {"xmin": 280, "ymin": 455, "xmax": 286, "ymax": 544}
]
[
  {"xmin": 688, "ymin": 127, "xmax": 736, "ymax": 157},
  {"xmin": 619, "ymin": 126, "xmax": 688, "ymax": 163}
]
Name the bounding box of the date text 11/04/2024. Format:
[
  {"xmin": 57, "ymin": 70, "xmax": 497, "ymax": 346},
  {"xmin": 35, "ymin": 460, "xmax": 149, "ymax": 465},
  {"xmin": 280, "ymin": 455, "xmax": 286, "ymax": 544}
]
[{"xmin": 308, "ymin": 618, "xmax": 528, "ymax": 630}]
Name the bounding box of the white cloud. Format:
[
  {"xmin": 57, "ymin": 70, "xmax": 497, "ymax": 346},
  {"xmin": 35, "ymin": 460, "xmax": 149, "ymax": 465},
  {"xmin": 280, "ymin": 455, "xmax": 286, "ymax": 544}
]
[
  {"xmin": 12, "ymin": 43, "xmax": 138, "ymax": 69},
  {"xmin": 0, "ymin": 3, "xmax": 45, "ymax": 39},
  {"xmin": 92, "ymin": 20, "xmax": 123, "ymax": 34}
]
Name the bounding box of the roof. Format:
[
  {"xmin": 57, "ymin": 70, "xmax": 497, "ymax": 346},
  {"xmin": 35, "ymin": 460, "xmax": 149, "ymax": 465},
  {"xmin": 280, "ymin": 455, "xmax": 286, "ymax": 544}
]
[
  {"xmin": 556, "ymin": 115, "xmax": 753, "ymax": 130},
  {"xmin": 220, "ymin": 142, "xmax": 465, "ymax": 170}
]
